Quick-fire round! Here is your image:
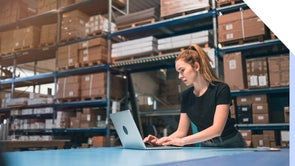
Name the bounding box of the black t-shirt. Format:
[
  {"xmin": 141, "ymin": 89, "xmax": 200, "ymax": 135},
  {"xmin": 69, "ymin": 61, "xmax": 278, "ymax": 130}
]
[{"xmin": 181, "ymin": 81, "xmax": 237, "ymax": 138}]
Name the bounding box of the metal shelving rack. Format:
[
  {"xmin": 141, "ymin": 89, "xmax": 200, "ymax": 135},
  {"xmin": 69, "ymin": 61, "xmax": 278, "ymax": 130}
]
[
  {"xmin": 109, "ymin": 2, "xmax": 289, "ymax": 131},
  {"xmin": 0, "ymin": 0, "xmax": 127, "ymax": 144}
]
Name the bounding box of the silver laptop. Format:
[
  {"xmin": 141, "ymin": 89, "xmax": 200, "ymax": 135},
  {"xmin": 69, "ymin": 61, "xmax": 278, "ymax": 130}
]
[{"xmin": 110, "ymin": 110, "xmax": 181, "ymax": 150}]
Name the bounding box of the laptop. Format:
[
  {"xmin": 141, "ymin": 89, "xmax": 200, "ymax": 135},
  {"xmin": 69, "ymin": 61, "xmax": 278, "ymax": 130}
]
[{"xmin": 110, "ymin": 110, "xmax": 182, "ymax": 150}]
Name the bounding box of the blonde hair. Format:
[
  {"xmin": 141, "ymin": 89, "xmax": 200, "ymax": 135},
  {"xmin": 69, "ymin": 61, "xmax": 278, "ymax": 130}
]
[{"xmin": 176, "ymin": 44, "xmax": 221, "ymax": 83}]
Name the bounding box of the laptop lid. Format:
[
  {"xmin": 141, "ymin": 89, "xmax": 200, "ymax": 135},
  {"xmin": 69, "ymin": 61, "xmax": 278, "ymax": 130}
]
[{"xmin": 110, "ymin": 110, "xmax": 147, "ymax": 149}]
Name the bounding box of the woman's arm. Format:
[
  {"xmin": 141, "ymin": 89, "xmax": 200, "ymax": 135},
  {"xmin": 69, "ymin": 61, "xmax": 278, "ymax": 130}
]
[{"xmin": 158, "ymin": 104, "xmax": 229, "ymax": 146}]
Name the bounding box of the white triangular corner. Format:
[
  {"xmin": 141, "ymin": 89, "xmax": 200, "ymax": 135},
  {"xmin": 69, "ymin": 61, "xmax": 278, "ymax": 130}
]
[{"xmin": 243, "ymin": 0, "xmax": 295, "ymax": 54}]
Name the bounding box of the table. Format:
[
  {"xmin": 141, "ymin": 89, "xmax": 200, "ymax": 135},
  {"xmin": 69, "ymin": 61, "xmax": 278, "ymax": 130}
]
[
  {"xmin": 0, "ymin": 140, "xmax": 69, "ymax": 152},
  {"xmin": 2, "ymin": 147, "xmax": 289, "ymax": 166}
]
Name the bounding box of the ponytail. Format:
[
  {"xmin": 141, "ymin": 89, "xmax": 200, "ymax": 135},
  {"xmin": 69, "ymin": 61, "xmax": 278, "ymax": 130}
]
[{"xmin": 176, "ymin": 44, "xmax": 221, "ymax": 83}]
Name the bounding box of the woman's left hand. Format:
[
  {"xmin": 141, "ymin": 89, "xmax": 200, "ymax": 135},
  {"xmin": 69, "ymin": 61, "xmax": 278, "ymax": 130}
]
[{"xmin": 157, "ymin": 137, "xmax": 186, "ymax": 147}]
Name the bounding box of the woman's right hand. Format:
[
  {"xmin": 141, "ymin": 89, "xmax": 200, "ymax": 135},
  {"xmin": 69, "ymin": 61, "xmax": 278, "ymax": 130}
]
[{"xmin": 143, "ymin": 135, "xmax": 160, "ymax": 146}]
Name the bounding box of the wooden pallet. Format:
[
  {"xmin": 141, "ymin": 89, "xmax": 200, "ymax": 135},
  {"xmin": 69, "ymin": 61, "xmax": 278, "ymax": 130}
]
[
  {"xmin": 161, "ymin": 7, "xmax": 210, "ymax": 20},
  {"xmin": 112, "ymin": 52, "xmax": 156, "ymax": 62},
  {"xmin": 117, "ymin": 18, "xmax": 156, "ymax": 30},
  {"xmin": 217, "ymin": 0, "xmax": 243, "ymax": 8},
  {"xmin": 58, "ymin": 63, "xmax": 80, "ymax": 71},
  {"xmin": 14, "ymin": 45, "xmax": 35, "ymax": 52},
  {"xmin": 81, "ymin": 95, "xmax": 106, "ymax": 101},
  {"xmin": 86, "ymin": 30, "xmax": 106, "ymax": 37},
  {"xmin": 219, "ymin": 35, "xmax": 265, "ymax": 47},
  {"xmin": 60, "ymin": 36, "xmax": 82, "ymax": 43},
  {"xmin": 58, "ymin": 97, "xmax": 81, "ymax": 103},
  {"xmin": 39, "ymin": 42, "xmax": 56, "ymax": 47},
  {"xmin": 80, "ymin": 60, "xmax": 107, "ymax": 68}
]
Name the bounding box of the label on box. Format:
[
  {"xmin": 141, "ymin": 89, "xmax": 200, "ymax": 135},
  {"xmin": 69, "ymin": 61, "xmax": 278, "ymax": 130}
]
[
  {"xmin": 229, "ymin": 59, "xmax": 237, "ymax": 70},
  {"xmin": 225, "ymin": 23, "xmax": 233, "ymax": 30},
  {"xmin": 85, "ymin": 76, "xmax": 90, "ymax": 81},
  {"xmin": 226, "ymin": 33, "xmax": 234, "ymax": 39},
  {"xmin": 258, "ymin": 116, "xmax": 264, "ymax": 120},
  {"xmin": 258, "ymin": 75, "xmax": 267, "ymax": 86},
  {"xmin": 250, "ymin": 75, "xmax": 258, "ymax": 86}
]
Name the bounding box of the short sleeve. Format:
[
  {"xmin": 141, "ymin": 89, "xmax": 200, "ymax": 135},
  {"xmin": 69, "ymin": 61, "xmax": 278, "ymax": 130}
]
[{"xmin": 216, "ymin": 83, "xmax": 231, "ymax": 105}]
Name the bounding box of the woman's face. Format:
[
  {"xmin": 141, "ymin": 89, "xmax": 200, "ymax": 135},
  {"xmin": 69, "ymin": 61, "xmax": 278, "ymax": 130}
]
[{"xmin": 175, "ymin": 59, "xmax": 198, "ymax": 86}]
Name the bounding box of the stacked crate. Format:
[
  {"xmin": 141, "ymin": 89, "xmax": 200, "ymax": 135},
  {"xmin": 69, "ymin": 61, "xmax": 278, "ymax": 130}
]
[
  {"xmin": 0, "ymin": 0, "xmax": 33, "ymax": 25},
  {"xmin": 40, "ymin": 23, "xmax": 57, "ymax": 46},
  {"xmin": 111, "ymin": 36, "xmax": 158, "ymax": 60},
  {"xmin": 218, "ymin": 9, "xmax": 267, "ymax": 45},
  {"xmin": 86, "ymin": 14, "xmax": 116, "ymax": 35},
  {"xmin": 81, "ymin": 73, "xmax": 126, "ymax": 100},
  {"xmin": 37, "ymin": 0, "xmax": 57, "ymax": 14},
  {"xmin": 158, "ymin": 30, "xmax": 212, "ymax": 53},
  {"xmin": 57, "ymin": 75, "xmax": 81, "ymax": 100},
  {"xmin": 246, "ymin": 57, "xmax": 269, "ymax": 89},
  {"xmin": 223, "ymin": 52, "xmax": 247, "ymax": 90},
  {"xmin": 160, "ymin": 0, "xmax": 210, "ymax": 18},
  {"xmin": 14, "ymin": 26, "xmax": 41, "ymax": 51},
  {"xmin": 267, "ymin": 55, "xmax": 289, "ymax": 87},
  {"xmin": 57, "ymin": 43, "xmax": 80, "ymax": 69},
  {"xmin": 61, "ymin": 10, "xmax": 89, "ymax": 42},
  {"xmin": 78, "ymin": 38, "xmax": 108, "ymax": 66}
]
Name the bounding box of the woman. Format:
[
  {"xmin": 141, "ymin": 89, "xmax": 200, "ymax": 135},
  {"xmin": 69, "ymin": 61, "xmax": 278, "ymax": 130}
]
[{"xmin": 144, "ymin": 44, "xmax": 246, "ymax": 148}]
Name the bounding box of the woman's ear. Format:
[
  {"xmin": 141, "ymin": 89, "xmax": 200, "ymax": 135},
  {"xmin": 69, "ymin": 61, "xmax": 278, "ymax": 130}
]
[{"xmin": 194, "ymin": 62, "xmax": 200, "ymax": 71}]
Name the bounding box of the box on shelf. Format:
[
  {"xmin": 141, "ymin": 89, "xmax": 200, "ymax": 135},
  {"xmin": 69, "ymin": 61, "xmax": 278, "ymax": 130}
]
[
  {"xmin": 86, "ymin": 14, "xmax": 116, "ymax": 35},
  {"xmin": 0, "ymin": 0, "xmax": 34, "ymax": 25},
  {"xmin": 14, "ymin": 26, "xmax": 41, "ymax": 51},
  {"xmin": 57, "ymin": 43, "xmax": 80, "ymax": 69},
  {"xmin": 223, "ymin": 52, "xmax": 247, "ymax": 90},
  {"xmin": 0, "ymin": 30, "xmax": 14, "ymax": 54},
  {"xmin": 61, "ymin": 10, "xmax": 89, "ymax": 41},
  {"xmin": 267, "ymin": 55, "xmax": 289, "ymax": 87},
  {"xmin": 78, "ymin": 38, "xmax": 108, "ymax": 65},
  {"xmin": 252, "ymin": 113, "xmax": 269, "ymax": 124},
  {"xmin": 57, "ymin": 76, "xmax": 81, "ymax": 99},
  {"xmin": 284, "ymin": 106, "xmax": 289, "ymax": 123},
  {"xmin": 160, "ymin": 0, "xmax": 210, "ymax": 18},
  {"xmin": 218, "ymin": 9, "xmax": 267, "ymax": 45},
  {"xmin": 81, "ymin": 73, "xmax": 126, "ymax": 100},
  {"xmin": 40, "ymin": 23, "xmax": 57, "ymax": 46},
  {"xmin": 246, "ymin": 57, "xmax": 269, "ymax": 89},
  {"xmin": 111, "ymin": 36, "xmax": 158, "ymax": 60},
  {"xmin": 252, "ymin": 134, "xmax": 270, "ymax": 148},
  {"xmin": 37, "ymin": 0, "xmax": 57, "ymax": 14}
]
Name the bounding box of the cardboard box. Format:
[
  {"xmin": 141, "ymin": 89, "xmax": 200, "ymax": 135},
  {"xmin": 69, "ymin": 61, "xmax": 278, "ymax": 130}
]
[
  {"xmin": 252, "ymin": 103, "xmax": 268, "ymax": 114},
  {"xmin": 223, "ymin": 52, "xmax": 247, "ymax": 90},
  {"xmin": 251, "ymin": 94, "xmax": 267, "ymax": 103},
  {"xmin": 57, "ymin": 43, "xmax": 80, "ymax": 68},
  {"xmin": 40, "ymin": 23, "xmax": 57, "ymax": 46},
  {"xmin": 268, "ymin": 55, "xmax": 289, "ymax": 87},
  {"xmin": 57, "ymin": 76, "xmax": 81, "ymax": 99},
  {"xmin": 246, "ymin": 57, "xmax": 269, "ymax": 89},
  {"xmin": 252, "ymin": 113, "xmax": 269, "ymax": 124},
  {"xmin": 284, "ymin": 106, "xmax": 289, "ymax": 123},
  {"xmin": 252, "ymin": 134, "xmax": 269, "ymax": 147},
  {"xmin": 239, "ymin": 130, "xmax": 252, "ymax": 140},
  {"xmin": 236, "ymin": 95, "xmax": 252, "ymax": 105}
]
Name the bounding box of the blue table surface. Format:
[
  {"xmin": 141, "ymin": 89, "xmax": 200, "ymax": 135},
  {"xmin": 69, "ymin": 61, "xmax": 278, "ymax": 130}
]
[{"xmin": 2, "ymin": 146, "xmax": 289, "ymax": 166}]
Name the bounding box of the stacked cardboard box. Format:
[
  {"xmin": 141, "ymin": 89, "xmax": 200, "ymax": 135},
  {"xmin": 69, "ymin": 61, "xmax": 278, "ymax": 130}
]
[
  {"xmin": 218, "ymin": 9, "xmax": 266, "ymax": 44},
  {"xmin": 111, "ymin": 36, "xmax": 158, "ymax": 59},
  {"xmin": 81, "ymin": 73, "xmax": 126, "ymax": 100},
  {"xmin": 158, "ymin": 30, "xmax": 212, "ymax": 52},
  {"xmin": 57, "ymin": 43, "xmax": 80, "ymax": 69},
  {"xmin": 252, "ymin": 94, "xmax": 269, "ymax": 124},
  {"xmin": 160, "ymin": 0, "xmax": 210, "ymax": 18},
  {"xmin": 55, "ymin": 111, "xmax": 76, "ymax": 128},
  {"xmin": 70, "ymin": 108, "xmax": 105, "ymax": 129},
  {"xmin": 236, "ymin": 95, "xmax": 252, "ymax": 124},
  {"xmin": 0, "ymin": 0, "xmax": 33, "ymax": 25},
  {"xmin": 246, "ymin": 57, "xmax": 269, "ymax": 89},
  {"xmin": 78, "ymin": 38, "xmax": 108, "ymax": 65},
  {"xmin": 37, "ymin": 0, "xmax": 57, "ymax": 14},
  {"xmin": 267, "ymin": 55, "xmax": 289, "ymax": 87},
  {"xmin": 0, "ymin": 30, "xmax": 14, "ymax": 54},
  {"xmin": 14, "ymin": 26, "xmax": 41, "ymax": 51},
  {"xmin": 284, "ymin": 106, "xmax": 289, "ymax": 123},
  {"xmin": 40, "ymin": 23, "xmax": 57, "ymax": 46},
  {"xmin": 57, "ymin": 75, "xmax": 81, "ymax": 99},
  {"xmin": 61, "ymin": 10, "xmax": 89, "ymax": 41},
  {"xmin": 86, "ymin": 15, "xmax": 116, "ymax": 35},
  {"xmin": 240, "ymin": 130, "xmax": 277, "ymax": 148},
  {"xmin": 223, "ymin": 52, "xmax": 247, "ymax": 90}
]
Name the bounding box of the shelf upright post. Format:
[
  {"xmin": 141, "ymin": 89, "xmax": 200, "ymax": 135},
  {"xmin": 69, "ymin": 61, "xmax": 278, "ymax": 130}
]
[
  {"xmin": 211, "ymin": 0, "xmax": 222, "ymax": 78},
  {"xmin": 11, "ymin": 54, "xmax": 17, "ymax": 98}
]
